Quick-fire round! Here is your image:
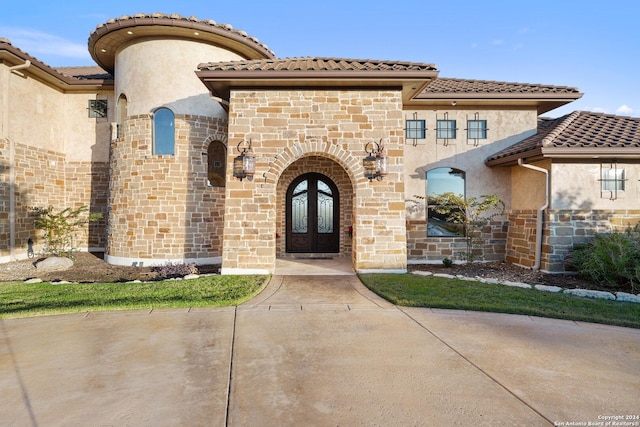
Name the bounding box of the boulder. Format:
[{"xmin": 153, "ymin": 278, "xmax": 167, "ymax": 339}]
[{"xmin": 35, "ymin": 256, "xmax": 74, "ymax": 272}]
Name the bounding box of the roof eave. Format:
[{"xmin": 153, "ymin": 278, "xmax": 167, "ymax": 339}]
[
  {"xmin": 485, "ymin": 149, "xmax": 544, "ymax": 167},
  {"xmin": 486, "ymin": 147, "xmax": 640, "ymax": 167},
  {"xmin": 541, "ymin": 147, "xmax": 640, "ymax": 158},
  {"xmin": 196, "ymin": 69, "xmax": 439, "ymax": 101},
  {"xmin": 1, "ymin": 43, "xmax": 113, "ymax": 92},
  {"xmin": 411, "ymin": 93, "xmax": 583, "ymax": 114}
]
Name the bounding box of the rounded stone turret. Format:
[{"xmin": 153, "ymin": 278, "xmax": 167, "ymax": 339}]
[{"xmin": 92, "ymin": 13, "xmax": 274, "ymax": 266}]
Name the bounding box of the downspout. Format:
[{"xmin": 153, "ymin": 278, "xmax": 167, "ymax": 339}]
[
  {"xmin": 517, "ymin": 159, "xmax": 549, "ymax": 270},
  {"xmin": 4, "ymin": 60, "xmax": 31, "ymax": 260}
]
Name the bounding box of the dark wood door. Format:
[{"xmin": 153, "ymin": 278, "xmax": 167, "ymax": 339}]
[{"xmin": 286, "ymin": 173, "xmax": 339, "ymax": 253}]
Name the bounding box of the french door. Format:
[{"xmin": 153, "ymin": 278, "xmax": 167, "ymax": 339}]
[{"xmin": 286, "ymin": 173, "xmax": 339, "ymax": 253}]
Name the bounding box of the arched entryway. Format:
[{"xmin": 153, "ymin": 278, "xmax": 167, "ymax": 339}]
[
  {"xmin": 286, "ymin": 173, "xmax": 339, "ymax": 253},
  {"xmin": 275, "ymin": 156, "xmax": 353, "ymax": 259}
]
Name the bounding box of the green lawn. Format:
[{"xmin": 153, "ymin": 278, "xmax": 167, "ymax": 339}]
[
  {"xmin": 0, "ymin": 275, "xmax": 268, "ymax": 319},
  {"xmin": 359, "ymin": 273, "xmax": 640, "ymax": 329}
]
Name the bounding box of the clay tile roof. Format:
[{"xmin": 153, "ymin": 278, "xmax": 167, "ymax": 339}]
[
  {"xmin": 54, "ymin": 66, "xmax": 112, "ymax": 80},
  {"xmin": 486, "ymin": 111, "xmax": 640, "ymax": 166},
  {"xmin": 89, "ymin": 13, "xmax": 275, "ymax": 72},
  {"xmin": 197, "ymin": 57, "xmax": 438, "ymax": 72},
  {"xmin": 93, "ymin": 12, "xmax": 273, "ymax": 56},
  {"xmin": 419, "ymin": 77, "xmax": 581, "ymax": 96}
]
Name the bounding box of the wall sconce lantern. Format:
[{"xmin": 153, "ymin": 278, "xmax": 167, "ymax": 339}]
[
  {"xmin": 233, "ymin": 139, "xmax": 255, "ymax": 180},
  {"xmin": 363, "ymin": 140, "xmax": 388, "ymax": 181}
]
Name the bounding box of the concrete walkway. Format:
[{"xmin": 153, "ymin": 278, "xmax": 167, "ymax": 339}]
[{"xmin": 1, "ymin": 274, "xmax": 639, "ymax": 426}]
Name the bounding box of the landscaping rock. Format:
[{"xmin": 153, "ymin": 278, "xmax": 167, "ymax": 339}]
[
  {"xmin": 564, "ymin": 289, "xmax": 615, "ymax": 300},
  {"xmin": 433, "ymin": 273, "xmax": 456, "ymax": 279},
  {"xmin": 534, "ymin": 284, "xmax": 563, "ymax": 293},
  {"xmin": 478, "ymin": 277, "xmax": 501, "ymax": 285},
  {"xmin": 615, "ymin": 292, "xmax": 640, "ymax": 303},
  {"xmin": 183, "ymin": 274, "xmax": 200, "ymax": 280},
  {"xmin": 501, "ymin": 280, "xmax": 531, "ymax": 289},
  {"xmin": 35, "ymin": 257, "xmax": 74, "ymax": 272},
  {"xmin": 411, "ymin": 271, "xmax": 433, "ymax": 276},
  {"xmin": 24, "ymin": 278, "xmax": 43, "ymax": 284}
]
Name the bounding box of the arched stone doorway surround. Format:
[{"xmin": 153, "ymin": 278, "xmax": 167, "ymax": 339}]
[
  {"xmin": 220, "ymin": 138, "xmax": 407, "ymax": 275},
  {"xmin": 276, "ymin": 156, "xmax": 354, "ymax": 259}
]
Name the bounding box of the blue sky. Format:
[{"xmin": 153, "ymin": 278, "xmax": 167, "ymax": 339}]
[{"xmin": 1, "ymin": 0, "xmax": 638, "ymax": 118}]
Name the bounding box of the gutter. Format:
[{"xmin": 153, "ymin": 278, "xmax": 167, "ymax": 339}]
[
  {"xmin": 517, "ymin": 159, "xmax": 549, "ymax": 270},
  {"xmin": 4, "ymin": 59, "xmax": 31, "ymax": 260}
]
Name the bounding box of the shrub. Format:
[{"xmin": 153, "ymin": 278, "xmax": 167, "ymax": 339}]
[
  {"xmin": 419, "ymin": 193, "xmax": 505, "ymax": 263},
  {"xmin": 570, "ymin": 225, "xmax": 640, "ymax": 293},
  {"xmin": 154, "ymin": 262, "xmax": 199, "ymax": 280},
  {"xmin": 29, "ymin": 205, "xmax": 102, "ymax": 259}
]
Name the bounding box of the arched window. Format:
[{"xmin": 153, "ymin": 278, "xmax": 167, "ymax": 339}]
[
  {"xmin": 153, "ymin": 107, "xmax": 175, "ymax": 155},
  {"xmin": 207, "ymin": 141, "xmax": 227, "ymax": 187},
  {"xmin": 426, "ymin": 167, "xmax": 465, "ymax": 237}
]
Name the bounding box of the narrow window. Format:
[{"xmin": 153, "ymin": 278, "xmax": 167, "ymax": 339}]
[
  {"xmin": 116, "ymin": 94, "xmax": 127, "ymax": 139},
  {"xmin": 153, "ymin": 107, "xmax": 175, "ymax": 155},
  {"xmin": 426, "ymin": 167, "xmax": 466, "ymax": 237},
  {"xmin": 467, "ymin": 120, "xmax": 487, "ymax": 139},
  {"xmin": 207, "ymin": 141, "xmax": 227, "ymax": 187},
  {"xmin": 406, "ymin": 119, "xmax": 426, "ymax": 139},
  {"xmin": 436, "ymin": 120, "xmax": 456, "ymax": 139}
]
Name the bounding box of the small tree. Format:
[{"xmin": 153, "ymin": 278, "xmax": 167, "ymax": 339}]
[
  {"xmin": 427, "ymin": 192, "xmax": 505, "ymax": 263},
  {"xmin": 29, "ymin": 205, "xmax": 102, "ymax": 259}
]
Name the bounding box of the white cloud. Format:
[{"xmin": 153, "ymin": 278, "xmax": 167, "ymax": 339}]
[
  {"xmin": 0, "ymin": 26, "xmax": 89, "ymax": 61},
  {"xmin": 616, "ymin": 104, "xmax": 634, "ymax": 115},
  {"xmin": 492, "ymin": 39, "xmax": 504, "ymax": 45}
]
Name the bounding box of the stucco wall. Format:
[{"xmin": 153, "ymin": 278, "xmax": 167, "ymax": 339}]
[
  {"xmin": 403, "ymin": 108, "xmax": 538, "ymax": 217},
  {"xmin": 116, "ymin": 39, "xmax": 239, "ymax": 117},
  {"xmin": 1, "ymin": 63, "xmax": 112, "ymax": 162},
  {"xmin": 404, "ymin": 108, "xmax": 536, "ymax": 263},
  {"xmin": 550, "ymin": 160, "xmax": 640, "ymax": 210},
  {"xmin": 510, "ymin": 159, "xmax": 549, "ymax": 210}
]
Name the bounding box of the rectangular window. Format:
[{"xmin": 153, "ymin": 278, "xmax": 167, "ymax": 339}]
[
  {"xmin": 437, "ymin": 120, "xmax": 456, "ymax": 139},
  {"xmin": 88, "ymin": 100, "xmax": 108, "ymax": 118},
  {"xmin": 601, "ymin": 168, "xmax": 625, "ymax": 192},
  {"xmin": 406, "ymin": 120, "xmax": 426, "ymax": 139},
  {"xmin": 467, "ymin": 120, "xmax": 487, "ymax": 139}
]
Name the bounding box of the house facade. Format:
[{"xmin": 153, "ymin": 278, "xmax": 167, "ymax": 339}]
[{"xmin": 1, "ymin": 13, "xmax": 638, "ymax": 274}]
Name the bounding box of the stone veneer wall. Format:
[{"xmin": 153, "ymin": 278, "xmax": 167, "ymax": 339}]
[
  {"xmin": 407, "ymin": 219, "xmax": 508, "ymax": 263},
  {"xmin": 107, "ymin": 114, "xmax": 227, "ymax": 264},
  {"xmin": 542, "ymin": 209, "xmax": 640, "ymax": 272},
  {"xmin": 222, "ymin": 89, "xmax": 406, "ymax": 274},
  {"xmin": 0, "ymin": 141, "xmax": 109, "ymax": 260},
  {"xmin": 275, "ymin": 156, "xmax": 353, "ymax": 257},
  {"xmin": 508, "ymin": 209, "xmax": 640, "ymax": 272},
  {"xmin": 505, "ymin": 210, "xmax": 538, "ymax": 268},
  {"xmin": 65, "ymin": 162, "xmax": 109, "ymax": 249}
]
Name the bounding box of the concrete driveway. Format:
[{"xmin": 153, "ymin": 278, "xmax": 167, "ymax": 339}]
[{"xmin": 1, "ymin": 274, "xmax": 639, "ymax": 426}]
